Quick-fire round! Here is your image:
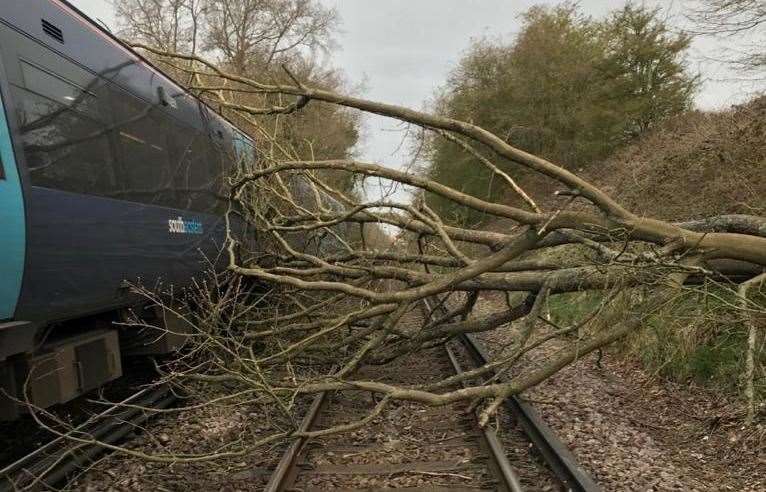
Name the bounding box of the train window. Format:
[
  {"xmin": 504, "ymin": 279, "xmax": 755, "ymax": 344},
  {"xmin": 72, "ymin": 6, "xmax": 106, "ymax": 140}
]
[
  {"xmin": 189, "ymin": 134, "xmax": 217, "ymax": 212},
  {"xmin": 117, "ymin": 115, "xmax": 173, "ymax": 206},
  {"xmin": 19, "ymin": 60, "xmax": 100, "ymax": 121},
  {"xmin": 171, "ymin": 131, "xmax": 196, "ymax": 210},
  {"xmin": 165, "ymin": 122, "xmax": 194, "ymax": 209},
  {"xmin": 233, "ymin": 132, "xmax": 255, "ymax": 170},
  {"xmin": 172, "ymin": 131, "xmax": 219, "ymax": 213},
  {"xmin": 209, "ymin": 145, "xmax": 231, "ymax": 215},
  {"xmin": 170, "ymin": 110, "xmax": 231, "ymax": 213},
  {"xmin": 110, "ymin": 87, "xmax": 174, "ymax": 207},
  {"xmin": 13, "ymin": 87, "xmax": 117, "ymax": 195}
]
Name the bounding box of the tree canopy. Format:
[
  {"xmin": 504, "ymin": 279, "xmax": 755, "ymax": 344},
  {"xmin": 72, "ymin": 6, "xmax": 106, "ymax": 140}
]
[{"xmin": 427, "ymin": 2, "xmax": 698, "ymax": 223}]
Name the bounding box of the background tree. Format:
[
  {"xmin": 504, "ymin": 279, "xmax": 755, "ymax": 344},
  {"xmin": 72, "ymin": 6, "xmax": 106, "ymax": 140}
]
[
  {"xmin": 111, "ymin": 0, "xmax": 204, "ymax": 54},
  {"xmin": 111, "ymin": 0, "xmax": 360, "ymax": 194},
  {"xmin": 203, "ymin": 0, "xmax": 337, "ymax": 74},
  {"xmin": 601, "ymin": 4, "xmax": 698, "ymax": 135},
  {"xmin": 111, "ymin": 0, "xmax": 336, "ymax": 67},
  {"xmin": 426, "ymin": 2, "xmax": 698, "ymax": 223}
]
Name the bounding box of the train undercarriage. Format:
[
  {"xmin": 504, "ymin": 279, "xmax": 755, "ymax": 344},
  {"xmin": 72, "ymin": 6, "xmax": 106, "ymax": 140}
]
[{"xmin": 0, "ymin": 306, "xmax": 191, "ymax": 420}]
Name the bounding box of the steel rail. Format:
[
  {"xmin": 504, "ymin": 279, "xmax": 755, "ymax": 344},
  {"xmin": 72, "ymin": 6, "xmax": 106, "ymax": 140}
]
[
  {"xmin": 265, "ymin": 296, "xmax": 600, "ymax": 491},
  {"xmin": 444, "ymin": 343, "xmax": 525, "ymax": 492},
  {"xmin": 262, "ymin": 391, "xmax": 326, "ymax": 492},
  {"xmin": 0, "ymin": 385, "xmax": 177, "ymax": 491},
  {"xmin": 263, "ymin": 318, "xmax": 519, "ymax": 490},
  {"xmin": 421, "ymin": 296, "xmax": 600, "ymax": 492},
  {"xmin": 264, "ymin": 349, "xmax": 523, "ymax": 492},
  {"xmin": 459, "ymin": 332, "xmax": 601, "ymax": 492}
]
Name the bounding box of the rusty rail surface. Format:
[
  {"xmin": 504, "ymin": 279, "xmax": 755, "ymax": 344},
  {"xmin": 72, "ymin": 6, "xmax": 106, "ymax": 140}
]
[
  {"xmin": 445, "ymin": 342, "xmax": 524, "ymax": 492},
  {"xmin": 262, "ymin": 392, "xmax": 326, "ymax": 492},
  {"xmin": 459, "ymin": 332, "xmax": 601, "ymax": 492}
]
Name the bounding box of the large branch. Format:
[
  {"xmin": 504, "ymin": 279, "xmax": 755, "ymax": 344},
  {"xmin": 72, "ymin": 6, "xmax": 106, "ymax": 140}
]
[{"xmin": 241, "ymin": 160, "xmax": 766, "ymax": 265}]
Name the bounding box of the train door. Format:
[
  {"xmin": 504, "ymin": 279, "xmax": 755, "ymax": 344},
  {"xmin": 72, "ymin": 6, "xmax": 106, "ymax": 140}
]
[{"xmin": 0, "ymin": 76, "xmax": 26, "ymax": 321}]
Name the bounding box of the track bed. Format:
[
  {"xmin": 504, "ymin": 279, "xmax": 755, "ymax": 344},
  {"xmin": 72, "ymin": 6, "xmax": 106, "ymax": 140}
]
[{"xmin": 271, "ymin": 342, "xmax": 563, "ymax": 491}]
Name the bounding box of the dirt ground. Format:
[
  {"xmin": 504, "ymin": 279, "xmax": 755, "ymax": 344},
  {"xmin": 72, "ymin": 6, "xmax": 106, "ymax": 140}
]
[
  {"xmin": 474, "ymin": 293, "xmax": 766, "ymax": 491},
  {"xmin": 69, "ymin": 389, "xmax": 307, "ymax": 491}
]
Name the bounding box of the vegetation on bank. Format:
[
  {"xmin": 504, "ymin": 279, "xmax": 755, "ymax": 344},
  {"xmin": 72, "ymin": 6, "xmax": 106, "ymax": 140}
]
[
  {"xmin": 585, "ymin": 96, "xmax": 766, "ymax": 220},
  {"xmin": 542, "ymin": 92, "xmax": 766, "ymax": 399},
  {"xmin": 549, "ymin": 284, "xmax": 765, "ymax": 400}
]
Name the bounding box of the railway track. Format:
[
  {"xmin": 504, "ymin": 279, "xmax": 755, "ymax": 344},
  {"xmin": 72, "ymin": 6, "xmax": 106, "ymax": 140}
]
[
  {"xmin": 263, "ymin": 300, "xmax": 600, "ymax": 492},
  {"xmin": 0, "ymin": 300, "xmax": 599, "ymax": 491},
  {"xmin": 0, "ymin": 384, "xmax": 176, "ymax": 491}
]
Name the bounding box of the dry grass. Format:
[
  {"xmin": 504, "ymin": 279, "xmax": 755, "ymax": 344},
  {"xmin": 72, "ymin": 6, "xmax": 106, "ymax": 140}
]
[{"xmin": 583, "ymin": 95, "xmax": 766, "ymax": 221}]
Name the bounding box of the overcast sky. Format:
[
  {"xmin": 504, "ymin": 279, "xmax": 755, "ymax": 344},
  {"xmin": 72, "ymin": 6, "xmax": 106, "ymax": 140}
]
[{"xmin": 71, "ymin": 0, "xmax": 760, "ymax": 199}]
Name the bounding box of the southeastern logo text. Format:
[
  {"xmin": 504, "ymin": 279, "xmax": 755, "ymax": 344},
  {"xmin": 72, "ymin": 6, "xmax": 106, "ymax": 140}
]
[{"xmin": 168, "ymin": 216, "xmax": 203, "ymax": 234}]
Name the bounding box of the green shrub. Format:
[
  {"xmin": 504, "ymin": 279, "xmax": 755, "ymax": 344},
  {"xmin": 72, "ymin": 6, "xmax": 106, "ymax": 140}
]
[
  {"xmin": 548, "ymin": 291, "xmax": 605, "ymax": 327},
  {"xmin": 547, "ymin": 284, "xmax": 764, "ymax": 398}
]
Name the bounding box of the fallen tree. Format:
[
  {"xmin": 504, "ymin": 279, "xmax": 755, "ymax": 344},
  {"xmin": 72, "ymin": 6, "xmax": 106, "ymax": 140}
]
[{"xmin": 24, "ymin": 45, "xmax": 766, "ymax": 472}]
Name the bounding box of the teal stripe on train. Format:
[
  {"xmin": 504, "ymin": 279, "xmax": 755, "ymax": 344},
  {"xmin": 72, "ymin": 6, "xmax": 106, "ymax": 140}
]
[{"xmin": 0, "ymin": 89, "xmax": 25, "ymax": 320}]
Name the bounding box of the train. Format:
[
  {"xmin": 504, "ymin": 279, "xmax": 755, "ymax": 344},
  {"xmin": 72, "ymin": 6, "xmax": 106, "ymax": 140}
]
[{"xmin": 0, "ymin": 0, "xmax": 257, "ymax": 419}]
